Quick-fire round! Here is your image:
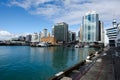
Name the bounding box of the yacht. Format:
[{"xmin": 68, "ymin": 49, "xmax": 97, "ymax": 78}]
[
  {"xmin": 36, "ymin": 42, "xmax": 49, "ymax": 47},
  {"xmin": 84, "ymin": 45, "xmax": 89, "ymax": 48}
]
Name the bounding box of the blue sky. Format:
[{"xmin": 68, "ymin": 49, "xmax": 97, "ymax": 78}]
[
  {"xmin": 0, "ymin": 1, "xmax": 53, "ymax": 33},
  {"xmin": 0, "ymin": 0, "xmax": 120, "ymax": 40}
]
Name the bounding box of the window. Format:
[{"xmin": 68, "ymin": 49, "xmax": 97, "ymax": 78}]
[
  {"xmin": 88, "ymin": 26, "xmax": 91, "ymax": 30},
  {"xmin": 88, "ymin": 33, "xmax": 90, "ymax": 40},
  {"xmin": 88, "ymin": 15, "xmax": 91, "ymax": 21}
]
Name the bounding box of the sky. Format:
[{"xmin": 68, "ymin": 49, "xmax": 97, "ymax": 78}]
[{"xmin": 0, "ymin": 0, "xmax": 120, "ymax": 41}]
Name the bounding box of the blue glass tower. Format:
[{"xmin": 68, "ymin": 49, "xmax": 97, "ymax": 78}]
[{"xmin": 82, "ymin": 11, "xmax": 99, "ymax": 42}]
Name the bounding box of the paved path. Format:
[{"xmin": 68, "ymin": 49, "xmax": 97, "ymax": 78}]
[
  {"xmin": 60, "ymin": 47, "xmax": 120, "ymax": 80},
  {"xmin": 80, "ymin": 48, "xmax": 114, "ymax": 80},
  {"xmin": 112, "ymin": 47, "xmax": 120, "ymax": 80}
]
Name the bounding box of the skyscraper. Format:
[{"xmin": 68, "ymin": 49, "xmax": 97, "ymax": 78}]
[
  {"xmin": 98, "ymin": 21, "xmax": 104, "ymax": 43},
  {"xmin": 25, "ymin": 34, "xmax": 31, "ymax": 42},
  {"xmin": 80, "ymin": 25, "xmax": 83, "ymax": 41},
  {"xmin": 52, "ymin": 26, "xmax": 54, "ymax": 37},
  {"xmin": 82, "ymin": 11, "xmax": 99, "ymax": 42},
  {"xmin": 31, "ymin": 33, "xmax": 39, "ymax": 42},
  {"xmin": 68, "ymin": 31, "xmax": 76, "ymax": 42},
  {"xmin": 43, "ymin": 28, "xmax": 47, "ymax": 37},
  {"xmin": 53, "ymin": 22, "xmax": 68, "ymax": 43}
]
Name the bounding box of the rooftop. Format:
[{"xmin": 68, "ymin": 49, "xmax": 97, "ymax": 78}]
[{"xmin": 85, "ymin": 11, "xmax": 97, "ymax": 15}]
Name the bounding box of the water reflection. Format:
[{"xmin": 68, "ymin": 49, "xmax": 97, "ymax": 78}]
[
  {"xmin": 0, "ymin": 46, "xmax": 98, "ymax": 80},
  {"xmin": 52, "ymin": 47, "xmax": 69, "ymax": 71},
  {"xmin": 83, "ymin": 48, "xmax": 89, "ymax": 60},
  {"xmin": 30, "ymin": 47, "xmax": 52, "ymax": 65},
  {"xmin": 69, "ymin": 48, "xmax": 76, "ymax": 61}
]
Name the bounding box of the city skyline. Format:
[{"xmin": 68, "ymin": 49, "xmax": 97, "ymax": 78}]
[{"xmin": 0, "ymin": 0, "xmax": 120, "ymax": 40}]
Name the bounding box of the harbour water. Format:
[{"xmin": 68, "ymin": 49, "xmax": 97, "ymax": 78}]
[{"xmin": 0, "ymin": 46, "xmax": 97, "ymax": 80}]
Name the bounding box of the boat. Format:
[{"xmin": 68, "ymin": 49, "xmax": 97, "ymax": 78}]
[
  {"xmin": 84, "ymin": 45, "xmax": 89, "ymax": 48},
  {"xmin": 75, "ymin": 44, "xmax": 82, "ymax": 48},
  {"xmin": 75, "ymin": 45, "xmax": 79, "ymax": 48},
  {"xmin": 36, "ymin": 42, "xmax": 49, "ymax": 47}
]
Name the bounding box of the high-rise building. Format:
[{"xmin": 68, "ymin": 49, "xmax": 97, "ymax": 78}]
[
  {"xmin": 43, "ymin": 28, "xmax": 47, "ymax": 37},
  {"xmin": 25, "ymin": 34, "xmax": 31, "ymax": 42},
  {"xmin": 52, "ymin": 26, "xmax": 54, "ymax": 37},
  {"xmin": 39, "ymin": 31, "xmax": 42, "ymax": 41},
  {"xmin": 18, "ymin": 36, "xmax": 25, "ymax": 41},
  {"xmin": 78, "ymin": 31, "xmax": 80, "ymax": 38},
  {"xmin": 41, "ymin": 28, "xmax": 48, "ymax": 38},
  {"xmin": 69, "ymin": 31, "xmax": 76, "ymax": 42},
  {"xmin": 31, "ymin": 33, "xmax": 39, "ymax": 43},
  {"xmin": 53, "ymin": 22, "xmax": 68, "ymax": 43},
  {"xmin": 82, "ymin": 11, "xmax": 99, "ymax": 42},
  {"xmin": 80, "ymin": 25, "xmax": 83, "ymax": 41},
  {"xmin": 98, "ymin": 21, "xmax": 104, "ymax": 43}
]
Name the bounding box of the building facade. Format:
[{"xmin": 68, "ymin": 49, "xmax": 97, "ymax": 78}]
[
  {"xmin": 41, "ymin": 28, "xmax": 48, "ymax": 38},
  {"xmin": 68, "ymin": 31, "xmax": 76, "ymax": 42},
  {"xmin": 116, "ymin": 23, "xmax": 120, "ymax": 47},
  {"xmin": 80, "ymin": 26, "xmax": 83, "ymax": 41},
  {"xmin": 31, "ymin": 33, "xmax": 39, "ymax": 43},
  {"xmin": 53, "ymin": 22, "xmax": 68, "ymax": 43},
  {"xmin": 40, "ymin": 37, "xmax": 56, "ymax": 45},
  {"xmin": 106, "ymin": 19, "xmax": 118, "ymax": 47},
  {"xmin": 82, "ymin": 11, "xmax": 99, "ymax": 42},
  {"xmin": 43, "ymin": 28, "xmax": 47, "ymax": 37},
  {"xmin": 98, "ymin": 21, "xmax": 104, "ymax": 43},
  {"xmin": 25, "ymin": 34, "xmax": 32, "ymax": 42},
  {"xmin": 52, "ymin": 27, "xmax": 54, "ymax": 37}
]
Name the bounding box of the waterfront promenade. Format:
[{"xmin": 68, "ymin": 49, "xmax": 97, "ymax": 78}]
[
  {"xmin": 59, "ymin": 47, "xmax": 120, "ymax": 80},
  {"xmin": 80, "ymin": 48, "xmax": 113, "ymax": 80},
  {"xmin": 80, "ymin": 47, "xmax": 120, "ymax": 80}
]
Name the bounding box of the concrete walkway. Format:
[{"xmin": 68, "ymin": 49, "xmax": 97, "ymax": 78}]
[
  {"xmin": 80, "ymin": 48, "xmax": 115, "ymax": 80},
  {"xmin": 58, "ymin": 47, "xmax": 120, "ymax": 80}
]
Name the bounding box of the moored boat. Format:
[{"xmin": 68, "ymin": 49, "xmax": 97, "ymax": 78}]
[{"xmin": 36, "ymin": 42, "xmax": 49, "ymax": 47}]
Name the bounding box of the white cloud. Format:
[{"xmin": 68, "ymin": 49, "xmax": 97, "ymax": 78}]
[
  {"xmin": 8, "ymin": 0, "xmax": 53, "ymax": 10},
  {"xmin": 7, "ymin": 0, "xmax": 120, "ymax": 25},
  {"xmin": 0, "ymin": 30, "xmax": 11, "ymax": 36},
  {"xmin": 6, "ymin": 0, "xmax": 120, "ymax": 28},
  {"xmin": 0, "ymin": 30, "xmax": 14, "ymax": 40},
  {"xmin": 0, "ymin": 30, "xmax": 31, "ymax": 40},
  {"xmin": 30, "ymin": 4, "xmax": 61, "ymax": 17}
]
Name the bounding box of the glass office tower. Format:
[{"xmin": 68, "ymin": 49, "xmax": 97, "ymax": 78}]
[
  {"xmin": 82, "ymin": 11, "xmax": 99, "ymax": 42},
  {"xmin": 53, "ymin": 22, "xmax": 68, "ymax": 43}
]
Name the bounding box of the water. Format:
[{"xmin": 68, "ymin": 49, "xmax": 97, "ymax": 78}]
[{"xmin": 0, "ymin": 46, "xmax": 97, "ymax": 80}]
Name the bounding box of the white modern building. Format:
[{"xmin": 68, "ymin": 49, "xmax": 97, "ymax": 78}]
[
  {"xmin": 106, "ymin": 19, "xmax": 118, "ymax": 47},
  {"xmin": 41, "ymin": 28, "xmax": 48, "ymax": 38},
  {"xmin": 31, "ymin": 33, "xmax": 39, "ymax": 43},
  {"xmin": 80, "ymin": 11, "xmax": 104, "ymax": 42},
  {"xmin": 43, "ymin": 28, "xmax": 47, "ymax": 37},
  {"xmin": 116, "ymin": 23, "xmax": 120, "ymax": 47}
]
